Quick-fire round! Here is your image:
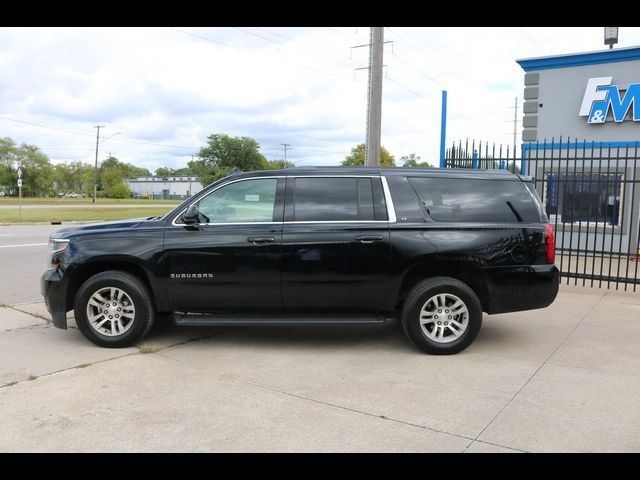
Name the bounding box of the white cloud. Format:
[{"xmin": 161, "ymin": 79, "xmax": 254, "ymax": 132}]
[{"xmin": 0, "ymin": 26, "xmax": 639, "ymax": 171}]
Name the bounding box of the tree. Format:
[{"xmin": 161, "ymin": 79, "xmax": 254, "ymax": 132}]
[
  {"xmin": 154, "ymin": 166, "xmax": 197, "ymax": 177},
  {"xmin": 0, "ymin": 138, "xmax": 56, "ymax": 196},
  {"xmin": 154, "ymin": 167, "xmax": 173, "ymax": 177},
  {"xmin": 2, "ymin": 137, "xmax": 156, "ymax": 197},
  {"xmin": 53, "ymin": 161, "xmax": 94, "ymax": 194},
  {"xmin": 100, "ymin": 156, "xmax": 150, "ymax": 179},
  {"xmin": 0, "ymin": 137, "xmax": 17, "ymax": 192},
  {"xmin": 193, "ymin": 133, "xmax": 268, "ymax": 185},
  {"xmin": 266, "ymin": 159, "xmax": 295, "ymax": 169},
  {"xmin": 101, "ymin": 168, "xmax": 130, "ymax": 199},
  {"xmin": 14, "ymin": 143, "xmax": 53, "ymax": 197},
  {"xmin": 401, "ymin": 153, "xmax": 434, "ymax": 168},
  {"xmin": 97, "ymin": 156, "xmax": 151, "ymax": 197},
  {"xmin": 341, "ymin": 143, "xmax": 395, "ymax": 167}
]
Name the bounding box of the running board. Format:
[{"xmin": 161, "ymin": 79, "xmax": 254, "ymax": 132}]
[{"xmin": 173, "ymin": 313, "xmax": 386, "ymax": 326}]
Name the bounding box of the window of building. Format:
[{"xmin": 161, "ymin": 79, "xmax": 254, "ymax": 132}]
[{"xmin": 544, "ymin": 172, "xmax": 623, "ymax": 227}]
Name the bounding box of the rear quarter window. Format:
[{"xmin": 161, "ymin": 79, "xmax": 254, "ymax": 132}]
[{"xmin": 408, "ymin": 177, "xmax": 542, "ymax": 223}]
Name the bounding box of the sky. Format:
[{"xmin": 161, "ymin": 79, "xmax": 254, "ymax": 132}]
[{"xmin": 1, "ymin": 26, "xmax": 639, "ymax": 171}]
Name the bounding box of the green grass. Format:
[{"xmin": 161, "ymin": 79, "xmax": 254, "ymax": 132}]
[
  {"xmin": 0, "ymin": 197, "xmax": 179, "ymax": 205},
  {"xmin": 0, "ymin": 206, "xmax": 175, "ymax": 223}
]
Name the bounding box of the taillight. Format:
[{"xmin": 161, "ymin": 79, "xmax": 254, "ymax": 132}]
[{"xmin": 545, "ymin": 224, "xmax": 555, "ymax": 264}]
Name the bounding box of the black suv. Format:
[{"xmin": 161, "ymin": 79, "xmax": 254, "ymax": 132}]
[{"xmin": 41, "ymin": 168, "xmax": 559, "ymax": 354}]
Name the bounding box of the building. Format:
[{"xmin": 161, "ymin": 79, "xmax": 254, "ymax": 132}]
[
  {"xmin": 516, "ymin": 46, "xmax": 640, "ymax": 258},
  {"xmin": 125, "ymin": 175, "xmax": 204, "ymax": 200},
  {"xmin": 517, "ymin": 46, "xmax": 640, "ymax": 143}
]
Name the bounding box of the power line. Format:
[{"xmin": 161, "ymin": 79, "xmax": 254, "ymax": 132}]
[
  {"xmin": 253, "ymin": 27, "xmax": 355, "ymax": 65},
  {"xmin": 390, "ymin": 51, "xmax": 445, "ymax": 87},
  {"xmin": 385, "ymin": 28, "xmax": 518, "ymax": 127},
  {"xmin": 36, "ymin": 146, "xmax": 95, "ymax": 151},
  {"xmin": 107, "ymin": 136, "xmax": 198, "ymax": 150},
  {"xmin": 0, "ymin": 114, "xmax": 95, "ymax": 137},
  {"xmin": 167, "ymin": 27, "xmax": 245, "ymax": 51},
  {"xmin": 171, "ymin": 27, "xmax": 402, "ymax": 104},
  {"xmin": 0, "ymin": 113, "xmax": 200, "ymax": 150},
  {"xmin": 231, "ymin": 27, "xmax": 355, "ymax": 71},
  {"xmin": 386, "ymin": 27, "xmax": 456, "ymax": 76},
  {"xmin": 262, "ymin": 146, "xmax": 347, "ymax": 154},
  {"xmin": 170, "ymin": 27, "xmax": 354, "ymax": 83},
  {"xmin": 332, "ymin": 27, "xmax": 369, "ymax": 41},
  {"xmin": 519, "ymin": 27, "xmax": 545, "ymax": 55},
  {"xmin": 386, "ymin": 77, "xmax": 426, "ymax": 98},
  {"xmin": 295, "ymin": 147, "xmax": 348, "ymax": 154}
]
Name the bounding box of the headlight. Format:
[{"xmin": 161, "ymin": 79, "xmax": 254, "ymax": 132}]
[{"xmin": 47, "ymin": 238, "xmax": 70, "ymax": 270}]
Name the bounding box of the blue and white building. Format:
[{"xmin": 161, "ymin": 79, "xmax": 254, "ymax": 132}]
[{"xmin": 516, "ymin": 46, "xmax": 640, "ymax": 256}]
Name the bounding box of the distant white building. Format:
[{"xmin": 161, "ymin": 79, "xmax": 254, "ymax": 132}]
[{"xmin": 126, "ymin": 175, "xmax": 204, "ymax": 200}]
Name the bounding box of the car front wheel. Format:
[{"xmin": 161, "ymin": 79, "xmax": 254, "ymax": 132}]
[{"xmin": 74, "ymin": 270, "xmax": 155, "ymax": 348}]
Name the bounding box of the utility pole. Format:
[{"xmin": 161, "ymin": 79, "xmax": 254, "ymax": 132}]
[
  {"xmin": 92, "ymin": 125, "xmax": 104, "ymax": 204},
  {"xmin": 281, "ymin": 143, "xmax": 290, "ymax": 163},
  {"xmin": 189, "ymin": 156, "xmax": 193, "ymax": 197},
  {"xmin": 365, "ymin": 27, "xmax": 384, "ymax": 167}
]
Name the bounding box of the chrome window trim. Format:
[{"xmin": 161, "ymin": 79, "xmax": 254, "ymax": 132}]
[
  {"xmin": 172, "ymin": 176, "xmax": 284, "ymax": 227},
  {"xmin": 380, "ymin": 176, "xmax": 397, "ymax": 223},
  {"xmin": 288, "ymin": 175, "xmax": 380, "ymax": 178},
  {"xmin": 171, "ymin": 173, "xmax": 396, "ymax": 227},
  {"xmin": 285, "ymin": 220, "xmax": 388, "ymax": 224}
]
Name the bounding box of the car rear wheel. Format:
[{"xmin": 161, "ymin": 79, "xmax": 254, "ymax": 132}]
[
  {"xmin": 74, "ymin": 270, "xmax": 155, "ymax": 348},
  {"xmin": 401, "ymin": 277, "xmax": 482, "ymax": 355}
]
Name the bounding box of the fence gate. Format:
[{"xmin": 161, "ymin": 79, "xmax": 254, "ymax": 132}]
[{"xmin": 446, "ymin": 139, "xmax": 640, "ymax": 291}]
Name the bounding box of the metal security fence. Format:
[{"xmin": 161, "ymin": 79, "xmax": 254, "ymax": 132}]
[
  {"xmin": 446, "ymin": 139, "xmax": 522, "ymax": 172},
  {"xmin": 446, "ymin": 138, "xmax": 640, "ymax": 291}
]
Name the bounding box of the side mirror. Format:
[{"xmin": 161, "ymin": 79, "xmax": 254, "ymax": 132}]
[{"xmin": 182, "ymin": 204, "xmax": 199, "ymax": 225}]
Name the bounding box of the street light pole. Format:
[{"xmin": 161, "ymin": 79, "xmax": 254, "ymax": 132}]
[
  {"xmin": 93, "ymin": 125, "xmax": 104, "ymax": 204},
  {"xmin": 16, "ymin": 161, "xmax": 22, "ymax": 221}
]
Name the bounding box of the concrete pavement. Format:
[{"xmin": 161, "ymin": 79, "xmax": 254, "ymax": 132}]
[{"xmin": 0, "ymin": 286, "xmax": 639, "ymax": 452}]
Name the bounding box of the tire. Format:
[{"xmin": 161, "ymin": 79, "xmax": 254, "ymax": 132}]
[
  {"xmin": 401, "ymin": 277, "xmax": 482, "ymax": 355},
  {"xmin": 74, "ymin": 270, "xmax": 155, "ymax": 348}
]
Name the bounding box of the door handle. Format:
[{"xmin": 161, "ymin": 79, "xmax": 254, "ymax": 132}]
[
  {"xmin": 247, "ymin": 237, "xmax": 276, "ymax": 244},
  {"xmin": 354, "ymin": 235, "xmax": 383, "ymax": 243}
]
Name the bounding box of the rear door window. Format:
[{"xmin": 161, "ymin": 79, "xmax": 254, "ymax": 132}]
[
  {"xmin": 292, "ymin": 177, "xmax": 378, "ymax": 221},
  {"xmin": 408, "ymin": 177, "xmax": 542, "ymax": 223}
]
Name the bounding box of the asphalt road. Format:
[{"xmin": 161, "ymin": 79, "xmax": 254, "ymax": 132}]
[
  {"xmin": 0, "ymin": 224, "xmax": 67, "ymax": 304},
  {"xmin": 0, "ymin": 204, "xmax": 175, "ymax": 209}
]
